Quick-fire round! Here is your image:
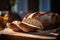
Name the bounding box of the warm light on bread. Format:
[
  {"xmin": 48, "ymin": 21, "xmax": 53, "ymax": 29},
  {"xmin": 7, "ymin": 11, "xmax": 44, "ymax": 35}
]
[{"xmin": 22, "ymin": 12, "xmax": 58, "ymax": 30}]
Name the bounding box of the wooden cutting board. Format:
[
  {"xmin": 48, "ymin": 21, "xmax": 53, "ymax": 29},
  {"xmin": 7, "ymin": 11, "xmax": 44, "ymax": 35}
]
[{"xmin": 0, "ymin": 28, "xmax": 57, "ymax": 40}]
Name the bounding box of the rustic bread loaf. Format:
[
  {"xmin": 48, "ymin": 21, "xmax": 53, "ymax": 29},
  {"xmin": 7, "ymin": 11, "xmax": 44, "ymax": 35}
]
[
  {"xmin": 6, "ymin": 21, "xmax": 36, "ymax": 32},
  {"xmin": 22, "ymin": 12, "xmax": 58, "ymax": 30},
  {"xmin": 6, "ymin": 12, "xmax": 59, "ymax": 32}
]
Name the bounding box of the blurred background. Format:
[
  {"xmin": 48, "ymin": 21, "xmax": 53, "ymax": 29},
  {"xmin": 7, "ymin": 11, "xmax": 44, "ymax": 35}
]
[{"xmin": 0, "ymin": 0, "xmax": 60, "ymax": 19}]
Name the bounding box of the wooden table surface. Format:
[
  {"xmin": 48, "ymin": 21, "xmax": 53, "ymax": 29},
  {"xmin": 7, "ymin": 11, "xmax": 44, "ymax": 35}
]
[{"xmin": 0, "ymin": 28, "xmax": 57, "ymax": 40}]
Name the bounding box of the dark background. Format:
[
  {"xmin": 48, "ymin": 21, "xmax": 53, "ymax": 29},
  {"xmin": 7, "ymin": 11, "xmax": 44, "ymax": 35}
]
[
  {"xmin": 0, "ymin": 0, "xmax": 10, "ymax": 11},
  {"xmin": 51, "ymin": 0, "xmax": 60, "ymax": 14},
  {"xmin": 0, "ymin": 0, "xmax": 60, "ymax": 14},
  {"xmin": 28, "ymin": 0, "xmax": 39, "ymax": 12}
]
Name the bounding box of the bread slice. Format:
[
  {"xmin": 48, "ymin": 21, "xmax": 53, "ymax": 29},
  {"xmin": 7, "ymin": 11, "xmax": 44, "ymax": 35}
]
[
  {"xmin": 10, "ymin": 21, "xmax": 38, "ymax": 32},
  {"xmin": 22, "ymin": 18, "xmax": 44, "ymax": 30}
]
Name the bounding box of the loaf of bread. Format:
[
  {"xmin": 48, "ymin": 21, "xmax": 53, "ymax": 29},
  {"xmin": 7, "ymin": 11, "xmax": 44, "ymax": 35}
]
[
  {"xmin": 6, "ymin": 21, "xmax": 36, "ymax": 32},
  {"xmin": 22, "ymin": 12, "xmax": 58, "ymax": 30},
  {"xmin": 6, "ymin": 12, "xmax": 59, "ymax": 32}
]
